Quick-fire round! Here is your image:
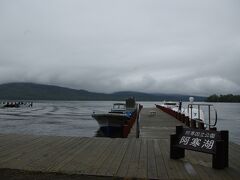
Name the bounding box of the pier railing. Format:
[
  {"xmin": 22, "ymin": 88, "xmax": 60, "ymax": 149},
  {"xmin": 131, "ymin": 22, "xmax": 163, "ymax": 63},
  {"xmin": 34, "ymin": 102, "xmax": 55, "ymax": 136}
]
[
  {"xmin": 187, "ymin": 103, "xmax": 218, "ymax": 130},
  {"xmin": 155, "ymin": 104, "xmax": 218, "ymax": 131}
]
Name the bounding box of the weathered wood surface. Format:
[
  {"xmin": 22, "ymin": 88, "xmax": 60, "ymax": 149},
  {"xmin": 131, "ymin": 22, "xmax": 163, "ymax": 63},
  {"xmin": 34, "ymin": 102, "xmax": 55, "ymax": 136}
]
[
  {"xmin": 0, "ymin": 108, "xmax": 239, "ymax": 179},
  {"xmin": 128, "ymin": 107, "xmax": 183, "ymax": 139}
]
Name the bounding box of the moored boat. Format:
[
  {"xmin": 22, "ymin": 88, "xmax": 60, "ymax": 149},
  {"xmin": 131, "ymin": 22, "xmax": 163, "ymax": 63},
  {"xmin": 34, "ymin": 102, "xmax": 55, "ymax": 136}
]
[
  {"xmin": 157, "ymin": 97, "xmax": 218, "ymax": 130},
  {"xmin": 156, "ymin": 97, "xmax": 206, "ymax": 127},
  {"xmin": 92, "ymin": 97, "xmax": 140, "ymax": 137}
]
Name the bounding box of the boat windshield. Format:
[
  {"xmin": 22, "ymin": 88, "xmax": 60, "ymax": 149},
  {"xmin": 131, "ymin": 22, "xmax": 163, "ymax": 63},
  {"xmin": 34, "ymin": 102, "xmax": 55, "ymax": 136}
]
[
  {"xmin": 112, "ymin": 104, "xmax": 126, "ymax": 110},
  {"xmin": 164, "ymin": 102, "xmax": 177, "ymax": 105}
]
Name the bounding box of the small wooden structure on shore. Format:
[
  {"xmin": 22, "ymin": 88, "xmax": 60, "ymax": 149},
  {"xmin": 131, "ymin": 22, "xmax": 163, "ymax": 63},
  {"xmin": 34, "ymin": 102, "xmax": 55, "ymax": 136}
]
[{"xmin": 0, "ymin": 107, "xmax": 239, "ymax": 179}]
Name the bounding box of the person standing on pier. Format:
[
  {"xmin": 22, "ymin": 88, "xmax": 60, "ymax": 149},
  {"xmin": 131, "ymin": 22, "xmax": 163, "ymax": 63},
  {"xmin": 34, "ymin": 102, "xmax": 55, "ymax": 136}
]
[{"xmin": 178, "ymin": 100, "xmax": 182, "ymax": 113}]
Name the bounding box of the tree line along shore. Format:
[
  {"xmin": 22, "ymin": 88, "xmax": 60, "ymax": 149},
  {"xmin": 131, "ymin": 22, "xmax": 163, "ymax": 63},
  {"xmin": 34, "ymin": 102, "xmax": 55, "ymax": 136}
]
[{"xmin": 206, "ymin": 94, "xmax": 240, "ymax": 102}]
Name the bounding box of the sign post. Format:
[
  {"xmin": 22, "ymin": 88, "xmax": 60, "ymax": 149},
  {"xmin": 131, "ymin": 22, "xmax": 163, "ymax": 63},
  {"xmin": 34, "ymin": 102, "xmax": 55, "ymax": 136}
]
[{"xmin": 170, "ymin": 126, "xmax": 228, "ymax": 169}]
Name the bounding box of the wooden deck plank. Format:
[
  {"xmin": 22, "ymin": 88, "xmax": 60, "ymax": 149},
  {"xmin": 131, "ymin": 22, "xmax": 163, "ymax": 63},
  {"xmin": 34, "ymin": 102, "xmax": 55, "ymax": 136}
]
[
  {"xmin": 73, "ymin": 138, "xmax": 106, "ymax": 174},
  {"xmin": 135, "ymin": 138, "xmax": 148, "ymax": 179},
  {"xmin": 81, "ymin": 138, "xmax": 117, "ymax": 174},
  {"xmin": 33, "ymin": 137, "xmax": 82, "ymax": 171},
  {"xmin": 153, "ymin": 139, "xmax": 168, "ymax": 179},
  {"xmin": 116, "ymin": 138, "xmax": 136, "ymax": 177},
  {"xmin": 138, "ymin": 108, "xmax": 184, "ymax": 140},
  {"xmin": 229, "ymin": 141, "xmax": 240, "ymax": 151},
  {"xmin": 138, "ymin": 108, "xmax": 193, "ymax": 179},
  {"xmin": 0, "ymin": 134, "xmax": 41, "ymax": 154},
  {"xmin": 58, "ymin": 138, "xmax": 104, "ymax": 174},
  {"xmin": 104, "ymin": 138, "xmax": 129, "ymax": 176},
  {"xmin": 159, "ymin": 139, "xmax": 187, "ymax": 180},
  {"xmin": 185, "ymin": 150, "xmax": 216, "ymax": 180},
  {"xmin": 83, "ymin": 138, "xmax": 113, "ymax": 175},
  {"xmin": 47, "ymin": 137, "xmax": 88, "ymax": 171},
  {"xmin": 25, "ymin": 136, "xmax": 75, "ymax": 171},
  {"xmin": 0, "ymin": 134, "xmax": 36, "ymax": 148},
  {"xmin": 223, "ymin": 167, "xmax": 240, "ymax": 180},
  {"xmin": 147, "ymin": 139, "xmax": 158, "ymax": 179},
  {"xmin": 189, "ymin": 155, "xmax": 231, "ymax": 180},
  {"xmin": 51, "ymin": 137, "xmax": 91, "ymax": 171},
  {"xmin": 229, "ymin": 143, "xmax": 240, "ymax": 162},
  {"xmin": 126, "ymin": 138, "xmax": 141, "ymax": 177},
  {"xmin": 0, "ymin": 136, "xmax": 48, "ymax": 166},
  {"xmin": 57, "ymin": 138, "xmax": 93, "ymax": 173},
  {"xmin": 229, "ymin": 143, "xmax": 240, "ymax": 172},
  {"xmin": 0, "ymin": 136, "xmax": 73, "ymax": 170},
  {"xmin": 95, "ymin": 138, "xmax": 126, "ymax": 176},
  {"xmin": 0, "ymin": 108, "xmax": 239, "ymax": 179},
  {"xmin": 81, "ymin": 138, "xmax": 113, "ymax": 174}
]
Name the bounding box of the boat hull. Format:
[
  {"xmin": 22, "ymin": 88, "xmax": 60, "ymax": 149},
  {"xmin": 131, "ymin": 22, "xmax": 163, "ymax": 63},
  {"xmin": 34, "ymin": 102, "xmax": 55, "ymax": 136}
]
[
  {"xmin": 92, "ymin": 99, "xmax": 141, "ymax": 138},
  {"xmin": 92, "ymin": 111, "xmax": 136, "ymax": 138},
  {"xmin": 92, "ymin": 113, "xmax": 130, "ymax": 128}
]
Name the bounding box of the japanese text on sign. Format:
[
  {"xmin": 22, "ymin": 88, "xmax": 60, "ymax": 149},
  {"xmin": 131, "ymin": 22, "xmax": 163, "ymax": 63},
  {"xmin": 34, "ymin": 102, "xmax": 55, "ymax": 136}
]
[{"xmin": 177, "ymin": 129, "xmax": 219, "ymax": 152}]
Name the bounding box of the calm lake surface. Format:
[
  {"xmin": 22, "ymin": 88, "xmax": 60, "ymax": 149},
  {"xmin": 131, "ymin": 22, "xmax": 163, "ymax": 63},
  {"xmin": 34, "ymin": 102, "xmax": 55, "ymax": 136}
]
[{"xmin": 0, "ymin": 101, "xmax": 239, "ymax": 145}]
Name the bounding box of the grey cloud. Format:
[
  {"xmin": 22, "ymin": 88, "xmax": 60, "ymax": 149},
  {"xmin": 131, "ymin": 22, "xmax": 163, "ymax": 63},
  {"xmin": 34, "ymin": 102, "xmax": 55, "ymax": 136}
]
[{"xmin": 0, "ymin": 0, "xmax": 240, "ymax": 96}]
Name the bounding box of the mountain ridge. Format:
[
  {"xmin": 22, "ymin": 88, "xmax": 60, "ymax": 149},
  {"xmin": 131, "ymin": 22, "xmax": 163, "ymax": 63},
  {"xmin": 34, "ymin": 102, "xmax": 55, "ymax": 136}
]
[{"xmin": 0, "ymin": 82, "xmax": 206, "ymax": 101}]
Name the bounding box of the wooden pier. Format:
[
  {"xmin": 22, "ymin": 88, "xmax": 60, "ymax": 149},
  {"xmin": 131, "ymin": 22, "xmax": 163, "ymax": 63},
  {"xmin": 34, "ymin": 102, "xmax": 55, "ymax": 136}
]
[{"xmin": 0, "ymin": 107, "xmax": 240, "ymax": 179}]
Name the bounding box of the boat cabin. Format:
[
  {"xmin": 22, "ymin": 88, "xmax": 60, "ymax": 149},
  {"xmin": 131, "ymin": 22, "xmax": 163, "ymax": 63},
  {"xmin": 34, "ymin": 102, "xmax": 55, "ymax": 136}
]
[{"xmin": 110, "ymin": 103, "xmax": 126, "ymax": 113}]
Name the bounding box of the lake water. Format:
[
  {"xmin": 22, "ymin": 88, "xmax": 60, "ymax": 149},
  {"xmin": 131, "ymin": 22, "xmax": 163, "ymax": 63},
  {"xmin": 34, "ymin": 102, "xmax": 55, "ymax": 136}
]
[{"xmin": 0, "ymin": 101, "xmax": 239, "ymax": 145}]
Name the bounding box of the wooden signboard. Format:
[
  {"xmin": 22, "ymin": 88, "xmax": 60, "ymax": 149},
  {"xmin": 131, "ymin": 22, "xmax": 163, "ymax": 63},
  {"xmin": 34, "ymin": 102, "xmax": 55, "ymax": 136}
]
[
  {"xmin": 170, "ymin": 126, "xmax": 228, "ymax": 169},
  {"xmin": 176, "ymin": 128, "xmax": 220, "ymax": 154}
]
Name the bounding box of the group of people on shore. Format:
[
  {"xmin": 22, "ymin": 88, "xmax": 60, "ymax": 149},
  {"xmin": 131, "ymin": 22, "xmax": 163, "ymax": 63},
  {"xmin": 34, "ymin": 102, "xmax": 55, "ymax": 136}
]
[{"xmin": 0, "ymin": 101, "xmax": 33, "ymax": 108}]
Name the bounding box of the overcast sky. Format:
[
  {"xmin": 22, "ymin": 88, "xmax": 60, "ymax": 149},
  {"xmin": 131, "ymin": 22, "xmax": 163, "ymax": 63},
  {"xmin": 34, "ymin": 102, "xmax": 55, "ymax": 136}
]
[{"xmin": 0, "ymin": 0, "xmax": 240, "ymax": 96}]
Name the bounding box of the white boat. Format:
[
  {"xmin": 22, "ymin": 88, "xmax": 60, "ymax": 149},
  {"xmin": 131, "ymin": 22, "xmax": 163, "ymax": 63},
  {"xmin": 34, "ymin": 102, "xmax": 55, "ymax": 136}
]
[
  {"xmin": 158, "ymin": 98, "xmax": 205, "ymax": 124},
  {"xmin": 92, "ymin": 103, "xmax": 133, "ymax": 128},
  {"xmin": 92, "ymin": 97, "xmax": 137, "ymax": 128},
  {"xmin": 161, "ymin": 101, "xmax": 179, "ymax": 109},
  {"xmin": 160, "ymin": 101, "xmax": 186, "ymax": 114},
  {"xmin": 92, "ymin": 97, "xmax": 139, "ymax": 137}
]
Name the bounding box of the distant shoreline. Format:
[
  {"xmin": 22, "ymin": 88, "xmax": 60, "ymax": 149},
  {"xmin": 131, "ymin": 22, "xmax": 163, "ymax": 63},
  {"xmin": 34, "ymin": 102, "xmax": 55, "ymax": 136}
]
[
  {"xmin": 206, "ymin": 94, "xmax": 240, "ymax": 103},
  {"xmin": 0, "ymin": 82, "xmax": 206, "ymax": 102}
]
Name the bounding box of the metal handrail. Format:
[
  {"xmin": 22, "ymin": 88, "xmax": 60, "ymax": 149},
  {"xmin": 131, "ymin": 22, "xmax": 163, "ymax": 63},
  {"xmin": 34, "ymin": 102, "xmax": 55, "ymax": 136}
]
[
  {"xmin": 187, "ymin": 103, "xmax": 218, "ymax": 129},
  {"xmin": 136, "ymin": 104, "xmax": 140, "ymax": 138}
]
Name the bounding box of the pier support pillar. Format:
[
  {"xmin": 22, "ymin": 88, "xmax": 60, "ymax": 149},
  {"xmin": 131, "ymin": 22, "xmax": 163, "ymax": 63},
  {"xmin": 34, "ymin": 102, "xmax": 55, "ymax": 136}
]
[
  {"xmin": 185, "ymin": 117, "xmax": 190, "ymax": 127},
  {"xmin": 190, "ymin": 119, "xmax": 196, "ymax": 128},
  {"xmin": 198, "ymin": 122, "xmax": 205, "ymax": 129},
  {"xmin": 170, "ymin": 134, "xmax": 185, "ymax": 159}
]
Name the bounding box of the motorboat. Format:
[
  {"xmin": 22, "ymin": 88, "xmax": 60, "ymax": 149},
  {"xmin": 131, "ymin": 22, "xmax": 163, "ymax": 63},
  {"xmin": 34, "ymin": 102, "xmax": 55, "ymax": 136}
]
[
  {"xmin": 161, "ymin": 101, "xmax": 179, "ymax": 110},
  {"xmin": 92, "ymin": 97, "xmax": 139, "ymax": 137},
  {"xmin": 92, "ymin": 103, "xmax": 134, "ymax": 128}
]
